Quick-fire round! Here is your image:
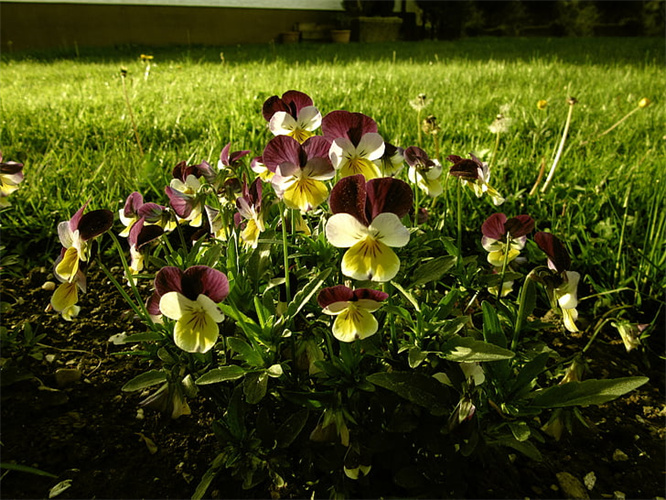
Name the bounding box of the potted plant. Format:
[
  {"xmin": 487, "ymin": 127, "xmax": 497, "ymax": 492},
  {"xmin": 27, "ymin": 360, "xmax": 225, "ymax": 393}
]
[
  {"xmin": 342, "ymin": 0, "xmax": 403, "ymax": 43},
  {"xmin": 330, "ymin": 11, "xmax": 352, "ymax": 43}
]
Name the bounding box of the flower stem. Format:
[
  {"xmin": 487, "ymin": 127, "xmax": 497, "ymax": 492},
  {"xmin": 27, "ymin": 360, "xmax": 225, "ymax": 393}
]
[
  {"xmin": 280, "ymin": 203, "xmax": 291, "ymax": 303},
  {"xmin": 456, "ymin": 181, "xmax": 463, "ymax": 271},
  {"xmin": 511, "ymin": 270, "xmax": 535, "ymax": 351},
  {"xmin": 541, "ymin": 97, "xmax": 576, "ymax": 193},
  {"xmin": 495, "ymin": 236, "xmax": 511, "ymax": 303}
]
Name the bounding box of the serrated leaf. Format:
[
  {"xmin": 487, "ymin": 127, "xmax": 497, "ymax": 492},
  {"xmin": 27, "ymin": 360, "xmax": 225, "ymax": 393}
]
[
  {"xmin": 283, "ymin": 268, "xmax": 332, "ymax": 320},
  {"xmin": 121, "ymin": 370, "xmax": 167, "ymax": 392},
  {"xmin": 276, "ymin": 409, "xmax": 309, "ymax": 448},
  {"xmin": 195, "ymin": 365, "xmax": 247, "ymax": 385},
  {"xmin": 409, "ymin": 256, "xmax": 456, "ymax": 288},
  {"xmin": 227, "ymin": 337, "xmax": 265, "ymax": 368},
  {"xmin": 442, "ymin": 336, "xmax": 515, "ymax": 362},
  {"xmin": 530, "ymin": 377, "xmax": 649, "ymax": 408},
  {"xmin": 390, "ymin": 280, "xmax": 420, "ymax": 312},
  {"xmin": 366, "ymin": 371, "xmax": 450, "ymax": 415}
]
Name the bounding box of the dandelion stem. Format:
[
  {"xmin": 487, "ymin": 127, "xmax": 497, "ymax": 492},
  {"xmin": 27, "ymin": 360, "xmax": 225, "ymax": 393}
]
[
  {"xmin": 541, "ymin": 98, "xmax": 576, "ymax": 193},
  {"xmin": 120, "ymin": 70, "xmax": 145, "ymax": 156}
]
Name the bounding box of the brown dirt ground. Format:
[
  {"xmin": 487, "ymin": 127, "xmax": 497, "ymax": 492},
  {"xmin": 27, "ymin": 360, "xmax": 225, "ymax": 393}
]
[{"xmin": 1, "ymin": 267, "xmax": 664, "ymax": 499}]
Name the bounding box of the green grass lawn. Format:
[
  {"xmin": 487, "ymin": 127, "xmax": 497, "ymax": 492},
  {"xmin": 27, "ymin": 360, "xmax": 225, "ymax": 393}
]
[{"xmin": 1, "ymin": 36, "xmax": 664, "ymax": 308}]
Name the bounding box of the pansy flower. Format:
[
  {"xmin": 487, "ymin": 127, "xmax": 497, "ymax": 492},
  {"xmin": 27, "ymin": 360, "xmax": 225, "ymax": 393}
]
[
  {"xmin": 250, "ymin": 156, "xmax": 274, "ymax": 182},
  {"xmin": 234, "ymin": 177, "xmax": 265, "ymax": 248},
  {"xmin": 481, "ymin": 213, "xmax": 534, "ymax": 267},
  {"xmin": 322, "ymin": 110, "xmax": 385, "ymax": 180},
  {"xmin": 378, "ymin": 142, "xmax": 404, "ymax": 177},
  {"xmin": 534, "ymin": 231, "xmax": 580, "ymax": 333},
  {"xmin": 165, "ymin": 162, "xmax": 206, "ymax": 227},
  {"xmin": 147, "ymin": 266, "xmax": 229, "ymax": 353},
  {"xmin": 262, "ymin": 90, "xmax": 322, "ymax": 144},
  {"xmin": 318, "ymin": 285, "xmax": 388, "ymax": 342},
  {"xmin": 51, "ymin": 202, "xmax": 113, "ymax": 320},
  {"xmin": 127, "ymin": 216, "xmax": 164, "ymax": 274},
  {"xmin": 0, "ymin": 154, "xmax": 24, "ymax": 208},
  {"xmin": 325, "ymin": 175, "xmax": 413, "ymax": 282},
  {"xmin": 119, "ymin": 191, "xmax": 173, "ymax": 237},
  {"xmin": 405, "ymin": 146, "xmax": 443, "ymax": 197},
  {"xmin": 263, "ymin": 135, "xmax": 334, "ymax": 213},
  {"xmin": 447, "ymin": 153, "xmax": 504, "ymax": 206}
]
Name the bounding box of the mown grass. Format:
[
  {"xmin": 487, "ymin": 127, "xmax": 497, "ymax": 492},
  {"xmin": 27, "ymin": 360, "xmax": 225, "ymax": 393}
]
[{"xmin": 1, "ymin": 37, "xmax": 664, "ymax": 312}]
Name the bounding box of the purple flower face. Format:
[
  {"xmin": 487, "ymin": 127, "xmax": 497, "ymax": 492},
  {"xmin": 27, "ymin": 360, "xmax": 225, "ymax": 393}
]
[
  {"xmin": 534, "ymin": 231, "xmax": 571, "ymax": 273},
  {"xmin": 235, "ymin": 178, "xmax": 265, "ymax": 248},
  {"xmin": 317, "ymin": 285, "xmax": 389, "ymax": 342},
  {"xmin": 262, "ymin": 135, "xmax": 334, "ymax": 212},
  {"xmin": 481, "ymin": 213, "xmax": 534, "ymax": 268},
  {"xmin": 326, "ymin": 175, "xmax": 413, "ymax": 282},
  {"xmin": 263, "ymin": 91, "xmax": 322, "ymax": 144},
  {"xmin": 147, "ymin": 266, "xmax": 230, "ymax": 353},
  {"xmin": 447, "ymin": 153, "xmax": 504, "ymax": 205},
  {"xmin": 405, "ymin": 146, "xmax": 443, "ymax": 197}
]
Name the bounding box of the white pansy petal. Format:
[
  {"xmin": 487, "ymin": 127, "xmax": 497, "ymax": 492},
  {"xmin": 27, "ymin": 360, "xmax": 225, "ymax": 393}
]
[
  {"xmin": 322, "ymin": 301, "xmax": 349, "ymax": 315},
  {"xmin": 329, "ymin": 137, "xmax": 355, "ymax": 169},
  {"xmin": 557, "ymin": 271, "xmax": 580, "ymax": 309},
  {"xmin": 269, "ymin": 111, "xmax": 298, "ymax": 136},
  {"xmin": 297, "ymin": 106, "xmax": 322, "ymax": 131},
  {"xmin": 354, "ymin": 299, "xmax": 383, "ymax": 313},
  {"xmin": 326, "ymin": 213, "xmax": 368, "ymax": 248},
  {"xmin": 370, "ymin": 213, "xmax": 410, "ymax": 247},
  {"xmin": 196, "ymin": 294, "xmax": 225, "ymax": 323},
  {"xmin": 159, "ymin": 291, "xmax": 195, "ymax": 320},
  {"xmin": 356, "ymin": 133, "xmax": 385, "ymax": 161},
  {"xmin": 57, "ymin": 222, "xmax": 75, "ymax": 248}
]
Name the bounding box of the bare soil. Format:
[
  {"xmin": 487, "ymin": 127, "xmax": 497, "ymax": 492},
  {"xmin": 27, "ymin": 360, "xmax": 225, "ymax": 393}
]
[{"xmin": 1, "ymin": 267, "xmax": 664, "ymax": 499}]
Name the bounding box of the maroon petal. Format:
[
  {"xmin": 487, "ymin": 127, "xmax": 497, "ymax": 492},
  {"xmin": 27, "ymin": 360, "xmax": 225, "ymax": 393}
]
[
  {"xmin": 184, "ymin": 265, "xmax": 229, "ymax": 303},
  {"xmin": 164, "ymin": 186, "xmax": 193, "ymax": 219},
  {"xmin": 352, "ymin": 288, "xmax": 388, "ymax": 302},
  {"xmin": 69, "ymin": 201, "xmax": 90, "ymax": 231},
  {"xmin": 505, "ymin": 215, "xmax": 535, "ymax": 238},
  {"xmin": 321, "ymin": 110, "xmax": 377, "ymax": 146},
  {"xmin": 481, "ymin": 213, "xmax": 508, "ymax": 240},
  {"xmin": 263, "ymin": 135, "xmax": 305, "ymax": 171},
  {"xmin": 448, "ymin": 158, "xmax": 480, "ymax": 180},
  {"xmin": 123, "ymin": 192, "xmax": 144, "ymax": 218},
  {"xmin": 138, "ymin": 202, "xmax": 166, "ymax": 222},
  {"xmin": 129, "ymin": 217, "xmax": 164, "ymax": 249},
  {"xmin": 329, "ymin": 175, "xmax": 369, "ymax": 226},
  {"xmin": 303, "ymin": 135, "xmax": 332, "ymax": 160},
  {"xmin": 146, "ymin": 291, "xmax": 161, "ymax": 316},
  {"xmin": 78, "ymin": 209, "xmax": 114, "ymax": 240},
  {"xmin": 229, "ymin": 148, "xmax": 251, "ymax": 165},
  {"xmin": 317, "ymin": 285, "xmax": 354, "ymax": 308},
  {"xmin": 0, "ymin": 160, "xmax": 23, "ymax": 175},
  {"xmin": 534, "ymin": 232, "xmax": 571, "ymax": 272},
  {"xmin": 262, "ymin": 95, "xmax": 291, "ymax": 122},
  {"xmin": 365, "ymin": 177, "xmax": 413, "ymax": 220},
  {"xmin": 282, "ymin": 90, "xmax": 314, "ymax": 113},
  {"xmin": 219, "ymin": 143, "xmax": 232, "ymax": 166},
  {"xmin": 154, "ymin": 266, "xmax": 184, "ymax": 296},
  {"xmin": 404, "ymin": 146, "xmax": 429, "ymax": 167}
]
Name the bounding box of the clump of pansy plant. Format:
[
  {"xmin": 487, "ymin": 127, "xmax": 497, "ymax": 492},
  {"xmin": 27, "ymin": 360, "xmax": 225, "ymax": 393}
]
[
  {"xmin": 533, "ymin": 231, "xmax": 581, "ymax": 333},
  {"xmin": 50, "ymin": 202, "xmax": 114, "ymax": 320},
  {"xmin": 317, "ymin": 285, "xmax": 388, "ymax": 342},
  {"xmin": 44, "ymin": 88, "xmax": 653, "ymax": 498},
  {"xmin": 325, "ymin": 174, "xmax": 413, "ymax": 282},
  {"xmin": 447, "ymin": 153, "xmax": 504, "ymax": 206},
  {"xmin": 0, "ymin": 153, "xmax": 25, "ymax": 208}
]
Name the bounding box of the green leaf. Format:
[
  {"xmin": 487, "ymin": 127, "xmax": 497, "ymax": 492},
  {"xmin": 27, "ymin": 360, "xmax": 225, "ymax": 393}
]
[
  {"xmin": 508, "ymin": 421, "xmax": 531, "ymax": 442},
  {"xmin": 481, "ymin": 301, "xmax": 506, "ymax": 348},
  {"xmin": 283, "ymin": 268, "xmax": 332, "ymax": 320},
  {"xmin": 119, "ymin": 331, "xmax": 163, "ymax": 343},
  {"xmin": 409, "ymin": 256, "xmax": 456, "ymax": 288},
  {"xmin": 442, "ymin": 336, "xmax": 515, "ymax": 362},
  {"xmin": 530, "ymin": 377, "xmax": 649, "ymax": 408},
  {"xmin": 195, "ymin": 365, "xmax": 247, "ymax": 385},
  {"xmin": 243, "ymin": 371, "xmax": 268, "ymax": 404},
  {"xmin": 508, "ymin": 352, "xmax": 551, "ymax": 400},
  {"xmin": 121, "ymin": 370, "xmax": 167, "ymax": 392},
  {"xmin": 390, "ymin": 280, "xmax": 421, "ymax": 312},
  {"xmin": 0, "ymin": 462, "xmax": 57, "ymax": 478},
  {"xmin": 366, "ymin": 371, "xmax": 450, "ymax": 415},
  {"xmin": 492, "ymin": 436, "xmax": 543, "ymax": 462},
  {"xmin": 275, "ymin": 409, "xmax": 309, "ymax": 448},
  {"xmin": 227, "ymin": 337, "xmax": 265, "ymax": 368}
]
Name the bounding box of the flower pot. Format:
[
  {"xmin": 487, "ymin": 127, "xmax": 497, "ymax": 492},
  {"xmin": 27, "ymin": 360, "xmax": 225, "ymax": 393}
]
[{"xmin": 330, "ymin": 29, "xmax": 351, "ymax": 43}]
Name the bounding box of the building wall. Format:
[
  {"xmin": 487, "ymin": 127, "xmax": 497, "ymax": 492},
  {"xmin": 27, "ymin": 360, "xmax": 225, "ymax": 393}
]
[{"xmin": 0, "ymin": 2, "xmax": 341, "ymax": 51}]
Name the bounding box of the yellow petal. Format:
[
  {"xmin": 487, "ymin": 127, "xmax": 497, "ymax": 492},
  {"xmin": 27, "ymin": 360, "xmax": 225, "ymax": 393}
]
[
  {"xmin": 283, "ymin": 178, "xmax": 328, "ymax": 212},
  {"xmin": 341, "ymin": 237, "xmax": 400, "ymax": 282},
  {"xmin": 55, "ymin": 247, "xmax": 80, "ymax": 282},
  {"xmin": 340, "ymin": 157, "xmax": 381, "ymax": 180},
  {"xmin": 51, "ymin": 281, "xmax": 78, "ymax": 314},
  {"xmin": 174, "ymin": 309, "xmax": 220, "ymax": 353},
  {"xmin": 487, "ymin": 248, "xmax": 519, "ymax": 267},
  {"xmin": 240, "ymin": 219, "xmax": 261, "ymax": 248},
  {"xmin": 332, "ymin": 303, "xmax": 379, "ymax": 342}
]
